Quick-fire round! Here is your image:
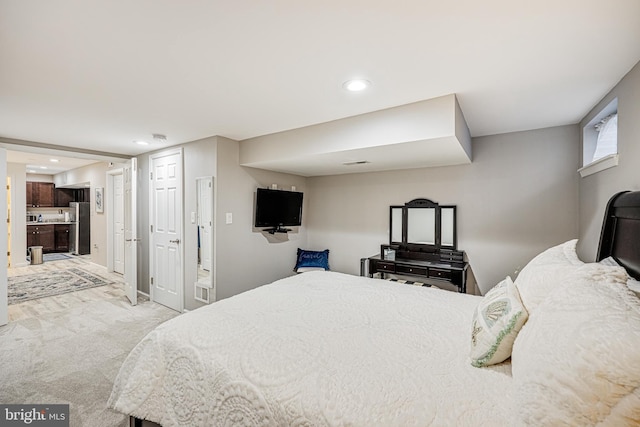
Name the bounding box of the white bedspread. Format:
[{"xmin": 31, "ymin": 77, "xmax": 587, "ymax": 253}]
[{"xmin": 109, "ymin": 271, "xmax": 514, "ymax": 426}]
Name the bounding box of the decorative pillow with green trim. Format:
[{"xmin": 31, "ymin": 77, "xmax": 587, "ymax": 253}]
[{"xmin": 470, "ymin": 276, "xmax": 528, "ymax": 367}]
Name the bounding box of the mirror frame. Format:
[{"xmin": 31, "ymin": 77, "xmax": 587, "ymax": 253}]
[
  {"xmin": 389, "ymin": 198, "xmax": 457, "ymax": 251},
  {"xmin": 195, "ymin": 176, "xmax": 214, "ymax": 301}
]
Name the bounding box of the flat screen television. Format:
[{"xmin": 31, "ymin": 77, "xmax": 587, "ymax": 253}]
[{"xmin": 255, "ymin": 188, "xmax": 303, "ymax": 232}]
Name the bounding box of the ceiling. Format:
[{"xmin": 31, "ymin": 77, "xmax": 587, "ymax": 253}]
[
  {"xmin": 1, "ymin": 1, "xmax": 640, "ymax": 172},
  {"xmin": 6, "ymin": 151, "xmax": 99, "ymax": 175}
]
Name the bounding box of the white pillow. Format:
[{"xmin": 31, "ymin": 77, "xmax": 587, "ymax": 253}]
[
  {"xmin": 470, "ymin": 276, "xmax": 528, "ymax": 367},
  {"xmin": 514, "ymin": 240, "xmax": 583, "ymax": 313},
  {"xmin": 511, "ymin": 263, "xmax": 640, "ymax": 425}
]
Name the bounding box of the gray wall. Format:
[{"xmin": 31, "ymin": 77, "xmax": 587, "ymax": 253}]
[
  {"xmin": 137, "ymin": 136, "xmax": 308, "ymax": 310},
  {"xmin": 136, "ymin": 136, "xmax": 218, "ymax": 309},
  {"xmin": 215, "ymin": 136, "xmax": 308, "ymax": 300},
  {"xmin": 306, "ymin": 125, "xmax": 580, "ymax": 295},
  {"xmin": 577, "ymin": 60, "xmax": 640, "ymax": 261}
]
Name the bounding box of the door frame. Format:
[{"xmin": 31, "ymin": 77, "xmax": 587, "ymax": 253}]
[
  {"xmin": 123, "ymin": 158, "xmax": 138, "ymax": 306},
  {"xmin": 0, "ymin": 148, "xmax": 7, "ymax": 326},
  {"xmin": 106, "ymin": 168, "xmax": 124, "ymax": 273},
  {"xmin": 149, "ymin": 147, "xmax": 184, "ymax": 313}
]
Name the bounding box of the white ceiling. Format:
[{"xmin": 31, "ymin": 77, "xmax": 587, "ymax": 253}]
[
  {"xmin": 6, "ymin": 151, "xmax": 99, "ymax": 175},
  {"xmin": 1, "ymin": 1, "xmax": 640, "ymax": 169}
]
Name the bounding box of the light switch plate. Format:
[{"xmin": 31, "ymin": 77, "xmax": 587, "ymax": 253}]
[
  {"xmin": 191, "ymin": 212, "xmax": 196, "ymax": 223},
  {"xmin": 226, "ymin": 212, "xmax": 233, "ymax": 224}
]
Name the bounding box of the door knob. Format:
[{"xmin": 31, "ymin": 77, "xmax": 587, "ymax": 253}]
[
  {"xmin": 169, "ymin": 239, "xmax": 180, "ymax": 244},
  {"xmin": 125, "ymin": 238, "xmax": 142, "ymax": 242}
]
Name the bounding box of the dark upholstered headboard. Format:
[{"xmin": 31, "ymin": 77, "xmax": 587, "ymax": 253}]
[{"xmin": 597, "ymin": 191, "xmax": 640, "ymax": 280}]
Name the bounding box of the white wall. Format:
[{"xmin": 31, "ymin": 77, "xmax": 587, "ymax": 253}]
[
  {"xmin": 240, "ymin": 95, "xmax": 462, "ymax": 165},
  {"xmin": 577, "ymin": 60, "xmax": 640, "ymax": 261},
  {"xmin": 25, "ymin": 173, "xmax": 53, "ymax": 183},
  {"xmin": 55, "ymin": 162, "xmax": 110, "ymax": 266},
  {"xmin": 8, "ymin": 163, "xmax": 27, "ymax": 267},
  {"xmin": 306, "ymin": 125, "xmax": 580, "ymax": 295}
]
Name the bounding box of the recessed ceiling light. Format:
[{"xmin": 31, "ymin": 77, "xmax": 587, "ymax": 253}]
[
  {"xmin": 343, "ymin": 79, "xmax": 371, "ymax": 92},
  {"xmin": 134, "ymin": 140, "xmax": 149, "ymax": 146},
  {"xmin": 49, "ymin": 158, "xmax": 59, "ymax": 163},
  {"xmin": 27, "ymin": 170, "xmax": 36, "ymax": 173},
  {"xmin": 39, "ymin": 166, "xmax": 47, "ymax": 170}
]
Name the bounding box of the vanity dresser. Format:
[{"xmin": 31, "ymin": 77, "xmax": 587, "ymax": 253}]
[{"xmin": 364, "ymin": 198, "xmax": 469, "ymax": 293}]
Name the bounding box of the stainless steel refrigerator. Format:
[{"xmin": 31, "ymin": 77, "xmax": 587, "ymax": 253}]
[{"xmin": 69, "ymin": 202, "xmax": 90, "ymax": 255}]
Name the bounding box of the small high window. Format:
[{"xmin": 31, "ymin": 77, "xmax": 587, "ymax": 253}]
[{"xmin": 579, "ymin": 98, "xmax": 618, "ymax": 177}]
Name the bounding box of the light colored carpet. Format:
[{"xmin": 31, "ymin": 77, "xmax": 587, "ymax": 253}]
[
  {"xmin": 0, "ymin": 285, "xmax": 178, "ymax": 427},
  {"xmin": 8, "ymin": 267, "xmax": 115, "ymax": 305}
]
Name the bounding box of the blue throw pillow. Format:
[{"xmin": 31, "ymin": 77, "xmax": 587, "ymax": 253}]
[{"xmin": 294, "ymin": 248, "xmax": 330, "ymax": 272}]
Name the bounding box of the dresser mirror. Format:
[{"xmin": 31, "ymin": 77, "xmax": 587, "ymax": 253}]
[
  {"xmin": 389, "ymin": 199, "xmax": 457, "ymax": 250},
  {"xmin": 407, "ymin": 207, "xmax": 436, "ymax": 245},
  {"xmin": 390, "ymin": 207, "xmax": 403, "ymax": 243},
  {"xmin": 441, "ymin": 206, "xmax": 457, "ymax": 248},
  {"xmin": 195, "ymin": 176, "xmax": 214, "ymax": 292}
]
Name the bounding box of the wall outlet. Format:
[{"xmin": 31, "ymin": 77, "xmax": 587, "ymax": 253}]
[
  {"xmin": 271, "ymin": 183, "xmax": 277, "ymax": 189},
  {"xmin": 225, "ymin": 212, "xmax": 233, "ymax": 224}
]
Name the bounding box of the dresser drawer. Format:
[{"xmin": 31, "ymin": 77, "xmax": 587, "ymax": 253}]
[
  {"xmin": 396, "ymin": 265, "xmax": 427, "ymax": 276},
  {"xmin": 375, "ymin": 261, "xmax": 396, "ymax": 273},
  {"xmin": 429, "ymin": 268, "xmax": 452, "ymax": 280}
]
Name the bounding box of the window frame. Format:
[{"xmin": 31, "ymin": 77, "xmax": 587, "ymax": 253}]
[{"xmin": 580, "ymin": 98, "xmax": 618, "ymax": 178}]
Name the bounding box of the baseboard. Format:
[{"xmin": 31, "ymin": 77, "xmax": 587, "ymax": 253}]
[
  {"xmin": 137, "ymin": 290, "xmax": 150, "ymax": 298},
  {"xmin": 12, "ymin": 261, "xmax": 29, "ymax": 268}
]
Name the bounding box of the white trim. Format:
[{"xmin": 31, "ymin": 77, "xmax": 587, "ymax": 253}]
[
  {"xmin": 582, "ymin": 98, "xmax": 618, "ymax": 166},
  {"xmin": 578, "ymin": 153, "xmax": 619, "ymax": 178},
  {"xmin": 137, "ymin": 290, "xmax": 149, "ymax": 298},
  {"xmin": 0, "ymin": 148, "xmax": 7, "ymax": 326}
]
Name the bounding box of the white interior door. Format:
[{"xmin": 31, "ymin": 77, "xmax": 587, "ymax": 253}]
[
  {"xmin": 113, "ymin": 173, "xmax": 125, "ymax": 274},
  {"xmin": 200, "ymin": 177, "xmax": 212, "ymax": 271},
  {"xmin": 150, "ymin": 149, "xmax": 183, "ymax": 312},
  {"xmin": 123, "ymin": 158, "xmax": 138, "ymax": 306}
]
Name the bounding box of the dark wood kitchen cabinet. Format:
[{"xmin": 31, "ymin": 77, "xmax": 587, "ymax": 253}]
[
  {"xmin": 54, "ymin": 187, "xmax": 90, "ymax": 206},
  {"xmin": 27, "ymin": 224, "xmax": 55, "ymax": 253},
  {"xmin": 55, "ymin": 188, "xmax": 75, "ymax": 207},
  {"xmin": 54, "ymin": 224, "xmax": 70, "ymax": 252},
  {"xmin": 26, "ymin": 182, "xmax": 55, "ymax": 207}
]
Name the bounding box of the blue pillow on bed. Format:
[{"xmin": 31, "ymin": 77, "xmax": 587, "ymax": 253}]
[{"xmin": 294, "ymin": 248, "xmax": 330, "ymax": 272}]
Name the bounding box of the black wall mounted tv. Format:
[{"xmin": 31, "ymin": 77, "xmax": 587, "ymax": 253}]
[{"xmin": 254, "ymin": 188, "xmax": 303, "ymax": 233}]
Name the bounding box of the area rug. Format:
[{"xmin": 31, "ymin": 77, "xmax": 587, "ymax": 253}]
[
  {"xmin": 8, "ymin": 267, "xmax": 115, "ymax": 305},
  {"xmin": 25, "ymin": 253, "xmax": 73, "ymax": 263}
]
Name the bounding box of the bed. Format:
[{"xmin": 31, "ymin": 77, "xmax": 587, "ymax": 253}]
[{"xmin": 109, "ymin": 191, "xmax": 640, "ymax": 426}]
